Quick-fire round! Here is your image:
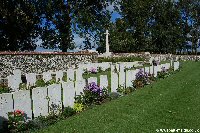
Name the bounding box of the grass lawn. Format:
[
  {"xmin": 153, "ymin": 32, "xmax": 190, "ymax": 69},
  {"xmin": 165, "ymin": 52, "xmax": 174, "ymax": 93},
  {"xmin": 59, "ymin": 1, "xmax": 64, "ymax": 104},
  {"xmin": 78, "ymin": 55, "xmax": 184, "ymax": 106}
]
[{"xmin": 35, "ymin": 61, "xmax": 200, "ymax": 133}]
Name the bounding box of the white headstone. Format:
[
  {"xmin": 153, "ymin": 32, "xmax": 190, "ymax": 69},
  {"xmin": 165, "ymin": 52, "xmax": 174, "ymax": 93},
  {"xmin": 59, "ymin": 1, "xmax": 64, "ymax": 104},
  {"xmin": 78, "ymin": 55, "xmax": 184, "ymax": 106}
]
[
  {"xmin": 13, "ymin": 69, "xmax": 22, "ymax": 83},
  {"xmin": 174, "ymin": 61, "xmax": 180, "ymax": 71},
  {"xmin": 87, "ymin": 77, "xmax": 97, "ymax": 85},
  {"xmin": 110, "ymin": 64, "xmax": 119, "ymax": 92},
  {"xmin": 75, "ymin": 68, "xmax": 84, "ymax": 81},
  {"xmin": 32, "ymin": 87, "xmax": 48, "ymax": 117},
  {"xmin": 67, "ymin": 68, "xmax": 75, "ymax": 81},
  {"xmin": 0, "ymin": 93, "xmax": 13, "ymax": 127},
  {"xmin": 165, "ymin": 63, "xmax": 171, "ymax": 70},
  {"xmin": 75, "ymin": 80, "xmax": 86, "ymax": 95},
  {"xmin": 13, "ymin": 90, "xmax": 32, "ymax": 120},
  {"xmin": 7, "ymin": 75, "xmax": 20, "ymax": 92},
  {"xmin": 150, "ymin": 66, "xmax": 154, "ymax": 75},
  {"xmin": 149, "ymin": 57, "xmax": 154, "ymax": 65},
  {"xmin": 145, "ymin": 67, "xmax": 150, "ymax": 74},
  {"xmin": 43, "ymin": 72, "xmax": 52, "ymax": 83},
  {"xmin": 48, "ymin": 84, "xmax": 62, "ymax": 114},
  {"xmin": 154, "ymin": 66, "xmax": 158, "ymax": 77},
  {"xmin": 111, "ymin": 72, "xmax": 118, "ymax": 92},
  {"xmin": 170, "ymin": 60, "xmax": 173, "ymax": 67},
  {"xmin": 157, "ymin": 65, "xmax": 162, "ymax": 72},
  {"xmin": 62, "ymin": 81, "xmax": 75, "ymax": 107},
  {"xmin": 100, "ymin": 75, "xmax": 108, "ymax": 88},
  {"xmin": 56, "ymin": 70, "xmax": 63, "ymax": 82},
  {"xmin": 126, "ymin": 70, "xmax": 137, "ymax": 87},
  {"xmin": 119, "ymin": 71, "xmax": 125, "ymax": 87},
  {"xmin": 26, "ymin": 73, "xmax": 36, "ymax": 87}
]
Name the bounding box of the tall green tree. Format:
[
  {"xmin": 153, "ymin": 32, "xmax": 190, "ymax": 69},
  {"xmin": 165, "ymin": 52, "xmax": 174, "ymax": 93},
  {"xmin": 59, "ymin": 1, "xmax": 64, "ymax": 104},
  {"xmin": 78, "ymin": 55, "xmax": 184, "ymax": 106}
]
[
  {"xmin": 0, "ymin": 0, "xmax": 112, "ymax": 52},
  {"xmin": 0, "ymin": 0, "xmax": 40, "ymax": 51}
]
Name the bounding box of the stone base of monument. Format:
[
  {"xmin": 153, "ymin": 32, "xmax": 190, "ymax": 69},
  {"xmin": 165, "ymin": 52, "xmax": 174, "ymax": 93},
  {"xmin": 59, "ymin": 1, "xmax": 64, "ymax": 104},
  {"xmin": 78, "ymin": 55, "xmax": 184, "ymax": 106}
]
[{"xmin": 101, "ymin": 52, "xmax": 112, "ymax": 57}]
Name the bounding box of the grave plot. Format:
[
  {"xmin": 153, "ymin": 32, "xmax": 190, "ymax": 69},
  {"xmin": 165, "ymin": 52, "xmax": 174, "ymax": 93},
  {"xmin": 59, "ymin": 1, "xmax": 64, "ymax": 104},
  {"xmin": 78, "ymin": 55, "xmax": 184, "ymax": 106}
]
[
  {"xmin": 26, "ymin": 73, "xmax": 36, "ymax": 87},
  {"xmin": 67, "ymin": 68, "xmax": 75, "ymax": 81},
  {"xmin": 48, "ymin": 84, "xmax": 62, "ymax": 114},
  {"xmin": 75, "ymin": 80, "xmax": 86, "ymax": 95},
  {"xmin": 0, "ymin": 93, "xmax": 13, "ymax": 127},
  {"xmin": 100, "ymin": 75, "xmax": 108, "ymax": 88},
  {"xmin": 13, "ymin": 90, "xmax": 32, "ymax": 120},
  {"xmin": 62, "ymin": 81, "xmax": 75, "ymax": 108},
  {"xmin": 32, "ymin": 87, "xmax": 49, "ymax": 117},
  {"xmin": 111, "ymin": 64, "xmax": 119, "ymax": 92}
]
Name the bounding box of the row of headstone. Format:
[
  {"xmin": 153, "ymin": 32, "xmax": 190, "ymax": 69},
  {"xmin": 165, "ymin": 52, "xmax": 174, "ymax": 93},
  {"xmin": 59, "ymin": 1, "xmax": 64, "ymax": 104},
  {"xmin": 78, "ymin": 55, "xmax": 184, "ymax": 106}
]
[
  {"xmin": 174, "ymin": 61, "xmax": 180, "ymax": 71},
  {"xmin": 110, "ymin": 62, "xmax": 178, "ymax": 92},
  {"xmin": 1, "ymin": 61, "xmax": 179, "ymax": 128},
  {"xmin": 0, "ymin": 82, "xmax": 78, "ymax": 127}
]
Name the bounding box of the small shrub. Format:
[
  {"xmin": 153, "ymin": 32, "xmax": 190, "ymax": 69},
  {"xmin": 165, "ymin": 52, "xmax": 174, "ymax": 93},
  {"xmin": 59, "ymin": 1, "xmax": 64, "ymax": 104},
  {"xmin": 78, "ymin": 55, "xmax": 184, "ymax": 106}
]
[
  {"xmin": 117, "ymin": 85, "xmax": 135, "ymax": 95},
  {"xmin": 35, "ymin": 79, "xmax": 46, "ymax": 87},
  {"xmin": 73, "ymin": 103, "xmax": 84, "ymax": 113},
  {"xmin": 97, "ymin": 67, "xmax": 103, "ymax": 73},
  {"xmin": 0, "ymin": 84, "xmax": 10, "ymax": 94},
  {"xmin": 7, "ymin": 110, "xmax": 27, "ymax": 132},
  {"xmin": 133, "ymin": 69, "xmax": 149, "ymax": 88},
  {"xmin": 19, "ymin": 83, "xmax": 27, "ymax": 90},
  {"xmin": 75, "ymin": 82, "xmax": 109, "ymax": 106},
  {"xmin": 46, "ymin": 78, "xmax": 58, "ymax": 86},
  {"xmin": 157, "ymin": 67, "xmax": 168, "ymax": 79},
  {"xmin": 62, "ymin": 106, "xmax": 76, "ymax": 118},
  {"xmin": 62, "ymin": 74, "xmax": 68, "ymax": 82}
]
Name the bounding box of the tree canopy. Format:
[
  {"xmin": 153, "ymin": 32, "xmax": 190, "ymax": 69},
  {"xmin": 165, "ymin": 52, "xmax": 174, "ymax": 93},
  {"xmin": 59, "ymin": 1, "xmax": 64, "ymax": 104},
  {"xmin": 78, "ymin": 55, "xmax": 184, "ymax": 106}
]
[
  {"xmin": 1, "ymin": 0, "xmax": 111, "ymax": 51},
  {"xmin": 98, "ymin": 0, "xmax": 200, "ymax": 54}
]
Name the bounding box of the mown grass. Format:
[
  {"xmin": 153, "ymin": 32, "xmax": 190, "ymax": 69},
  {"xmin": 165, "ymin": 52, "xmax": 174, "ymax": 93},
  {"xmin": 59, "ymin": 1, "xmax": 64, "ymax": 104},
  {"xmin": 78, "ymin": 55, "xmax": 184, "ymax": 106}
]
[{"xmin": 35, "ymin": 61, "xmax": 200, "ymax": 133}]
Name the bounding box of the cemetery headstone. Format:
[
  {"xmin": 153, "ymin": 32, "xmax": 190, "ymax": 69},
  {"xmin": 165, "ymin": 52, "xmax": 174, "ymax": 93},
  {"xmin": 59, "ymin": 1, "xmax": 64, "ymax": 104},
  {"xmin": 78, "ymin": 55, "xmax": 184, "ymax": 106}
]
[
  {"xmin": 87, "ymin": 77, "xmax": 97, "ymax": 85},
  {"xmin": 75, "ymin": 80, "xmax": 86, "ymax": 95},
  {"xmin": 111, "ymin": 64, "xmax": 119, "ymax": 92},
  {"xmin": 0, "ymin": 93, "xmax": 13, "ymax": 127},
  {"xmin": 62, "ymin": 81, "xmax": 75, "ymax": 107},
  {"xmin": 48, "ymin": 84, "xmax": 62, "ymax": 114},
  {"xmin": 32, "ymin": 87, "xmax": 48, "ymax": 117},
  {"xmin": 7, "ymin": 75, "xmax": 20, "ymax": 92},
  {"xmin": 145, "ymin": 67, "xmax": 150, "ymax": 74},
  {"xmin": 67, "ymin": 68, "xmax": 75, "ymax": 81},
  {"xmin": 43, "ymin": 72, "xmax": 52, "ymax": 83},
  {"xmin": 26, "ymin": 73, "xmax": 36, "ymax": 87},
  {"xmin": 75, "ymin": 68, "xmax": 84, "ymax": 81},
  {"xmin": 56, "ymin": 70, "xmax": 63, "ymax": 82},
  {"xmin": 13, "ymin": 90, "xmax": 32, "ymax": 120},
  {"xmin": 100, "ymin": 75, "xmax": 108, "ymax": 88}
]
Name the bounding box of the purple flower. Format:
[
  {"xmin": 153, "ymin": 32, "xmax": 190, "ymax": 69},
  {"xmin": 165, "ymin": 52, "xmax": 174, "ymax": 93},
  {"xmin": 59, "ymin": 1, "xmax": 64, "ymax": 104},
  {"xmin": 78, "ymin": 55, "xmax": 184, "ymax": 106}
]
[
  {"xmin": 84, "ymin": 82, "xmax": 103, "ymax": 96},
  {"xmin": 89, "ymin": 67, "xmax": 97, "ymax": 74}
]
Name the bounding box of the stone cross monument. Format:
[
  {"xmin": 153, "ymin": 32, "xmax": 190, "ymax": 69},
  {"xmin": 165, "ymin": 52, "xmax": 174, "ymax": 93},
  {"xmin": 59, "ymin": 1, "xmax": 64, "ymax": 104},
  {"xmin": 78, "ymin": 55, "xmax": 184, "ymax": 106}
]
[{"xmin": 103, "ymin": 30, "xmax": 111, "ymax": 56}]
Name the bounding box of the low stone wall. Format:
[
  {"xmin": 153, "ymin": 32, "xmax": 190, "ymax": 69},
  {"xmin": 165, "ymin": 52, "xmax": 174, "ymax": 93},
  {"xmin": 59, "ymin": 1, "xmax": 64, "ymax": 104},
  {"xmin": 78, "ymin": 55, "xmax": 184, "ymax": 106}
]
[
  {"xmin": 0, "ymin": 52, "xmax": 98, "ymax": 78},
  {"xmin": 112, "ymin": 53, "xmax": 200, "ymax": 61}
]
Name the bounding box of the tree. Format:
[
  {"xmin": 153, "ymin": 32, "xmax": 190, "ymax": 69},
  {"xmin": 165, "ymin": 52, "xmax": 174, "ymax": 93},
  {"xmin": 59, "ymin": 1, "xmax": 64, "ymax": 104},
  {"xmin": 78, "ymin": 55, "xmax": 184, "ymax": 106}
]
[
  {"xmin": 38, "ymin": 0, "xmax": 112, "ymax": 52},
  {"xmin": 0, "ymin": 0, "xmax": 112, "ymax": 52},
  {"xmin": 0, "ymin": 0, "xmax": 40, "ymax": 51}
]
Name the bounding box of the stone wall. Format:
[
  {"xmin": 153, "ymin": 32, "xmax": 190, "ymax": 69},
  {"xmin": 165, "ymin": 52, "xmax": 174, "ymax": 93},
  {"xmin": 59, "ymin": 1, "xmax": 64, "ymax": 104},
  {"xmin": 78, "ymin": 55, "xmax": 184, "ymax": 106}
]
[
  {"xmin": 112, "ymin": 53, "xmax": 200, "ymax": 61},
  {"xmin": 0, "ymin": 52, "xmax": 98, "ymax": 78}
]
